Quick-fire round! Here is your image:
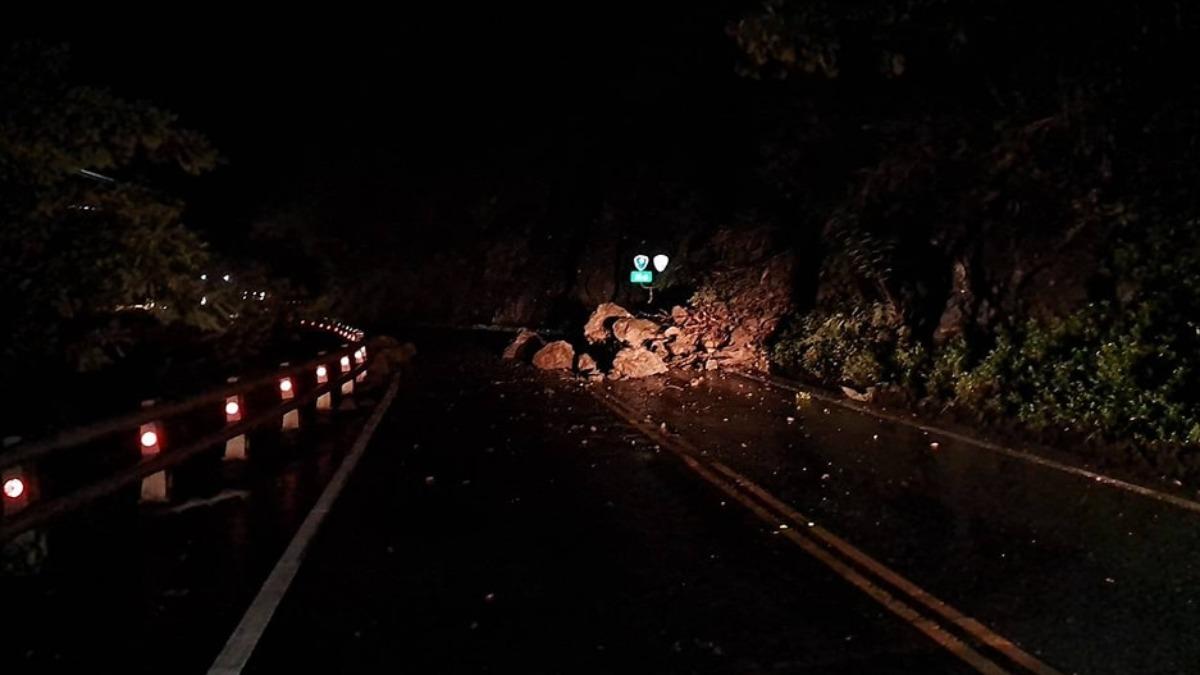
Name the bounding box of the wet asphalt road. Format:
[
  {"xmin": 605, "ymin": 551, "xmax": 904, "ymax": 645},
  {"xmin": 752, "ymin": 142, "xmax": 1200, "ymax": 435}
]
[
  {"xmin": 608, "ymin": 373, "xmax": 1200, "ymax": 674},
  {"xmin": 244, "ymin": 346, "xmax": 974, "ymax": 674},
  {"xmin": 7, "ymin": 337, "xmax": 1200, "ymax": 673}
]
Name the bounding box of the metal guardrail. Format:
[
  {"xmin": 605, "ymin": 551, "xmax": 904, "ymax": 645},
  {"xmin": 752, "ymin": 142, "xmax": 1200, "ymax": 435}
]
[{"xmin": 0, "ymin": 319, "xmax": 372, "ymax": 543}]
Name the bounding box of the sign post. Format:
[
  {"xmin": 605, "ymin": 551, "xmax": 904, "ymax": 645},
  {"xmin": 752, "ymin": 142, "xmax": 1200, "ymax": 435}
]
[{"xmin": 628, "ymin": 253, "xmax": 670, "ymax": 302}]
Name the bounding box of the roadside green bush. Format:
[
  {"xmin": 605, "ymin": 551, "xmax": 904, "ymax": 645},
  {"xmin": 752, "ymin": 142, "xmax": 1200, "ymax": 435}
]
[
  {"xmin": 771, "ymin": 297, "xmax": 1200, "ymax": 451},
  {"xmin": 771, "ymin": 303, "xmax": 898, "ymax": 389},
  {"xmin": 925, "ymin": 336, "xmax": 968, "ymax": 400},
  {"xmin": 951, "ymin": 331, "xmax": 1013, "ymax": 419},
  {"xmin": 891, "ymin": 333, "xmax": 929, "ymax": 390},
  {"xmin": 999, "ymin": 304, "xmax": 1200, "ymax": 446}
]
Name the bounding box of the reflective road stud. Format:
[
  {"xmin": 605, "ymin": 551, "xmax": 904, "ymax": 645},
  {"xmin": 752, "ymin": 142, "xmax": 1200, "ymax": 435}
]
[
  {"xmin": 224, "ymin": 394, "xmax": 247, "ymax": 460},
  {"xmin": 315, "ymin": 364, "xmax": 332, "ymax": 412},
  {"xmin": 279, "ymin": 376, "xmax": 300, "ymax": 431},
  {"xmin": 139, "ymin": 419, "xmax": 169, "ymax": 503}
]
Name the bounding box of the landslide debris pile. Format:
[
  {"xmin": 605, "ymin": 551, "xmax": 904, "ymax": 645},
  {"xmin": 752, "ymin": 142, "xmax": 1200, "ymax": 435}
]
[{"xmin": 502, "ymin": 252, "xmax": 794, "ymax": 379}]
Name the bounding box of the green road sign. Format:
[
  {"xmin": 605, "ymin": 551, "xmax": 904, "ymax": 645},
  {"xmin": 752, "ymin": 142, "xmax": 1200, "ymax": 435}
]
[{"xmin": 630, "ymin": 270, "xmax": 653, "ymax": 284}]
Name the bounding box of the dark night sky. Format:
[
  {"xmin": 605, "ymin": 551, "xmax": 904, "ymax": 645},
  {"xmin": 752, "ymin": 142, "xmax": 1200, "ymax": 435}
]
[{"xmin": 30, "ymin": 6, "xmax": 751, "ymax": 245}]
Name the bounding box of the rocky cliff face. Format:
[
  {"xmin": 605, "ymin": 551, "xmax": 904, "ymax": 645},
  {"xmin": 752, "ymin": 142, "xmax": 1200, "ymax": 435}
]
[{"xmin": 666, "ymin": 251, "xmax": 796, "ymax": 371}]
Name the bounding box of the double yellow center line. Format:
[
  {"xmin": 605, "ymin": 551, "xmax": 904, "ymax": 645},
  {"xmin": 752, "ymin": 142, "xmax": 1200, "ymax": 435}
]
[{"xmin": 590, "ymin": 387, "xmax": 1062, "ymax": 675}]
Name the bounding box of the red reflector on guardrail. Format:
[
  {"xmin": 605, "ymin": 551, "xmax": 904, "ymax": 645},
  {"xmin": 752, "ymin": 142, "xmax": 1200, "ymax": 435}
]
[
  {"xmin": 3, "ymin": 477, "xmax": 24, "ymax": 500},
  {"xmin": 139, "ymin": 422, "xmax": 162, "ymax": 457},
  {"xmin": 225, "ymin": 395, "xmax": 243, "ymax": 423}
]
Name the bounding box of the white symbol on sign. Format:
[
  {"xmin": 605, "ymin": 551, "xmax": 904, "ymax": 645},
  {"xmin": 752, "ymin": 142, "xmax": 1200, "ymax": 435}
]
[
  {"xmin": 633, "ymin": 255, "xmax": 649, "ymax": 271},
  {"xmin": 653, "ymin": 254, "xmax": 669, "ymax": 272}
]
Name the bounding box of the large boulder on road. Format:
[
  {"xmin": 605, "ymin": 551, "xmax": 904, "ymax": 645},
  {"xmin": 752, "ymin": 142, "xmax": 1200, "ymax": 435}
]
[
  {"xmin": 532, "ymin": 340, "xmax": 575, "ymax": 370},
  {"xmin": 503, "ymin": 329, "xmax": 544, "ymax": 360},
  {"xmin": 611, "ymin": 347, "xmax": 668, "ymax": 379},
  {"xmin": 584, "ymin": 302, "xmax": 632, "ymax": 344},
  {"xmin": 611, "ymin": 317, "xmax": 661, "ymax": 347}
]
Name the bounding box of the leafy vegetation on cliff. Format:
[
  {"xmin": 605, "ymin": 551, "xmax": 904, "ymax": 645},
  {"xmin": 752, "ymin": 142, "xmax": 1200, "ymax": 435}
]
[{"xmin": 748, "ymin": 1, "xmax": 1200, "ymax": 468}]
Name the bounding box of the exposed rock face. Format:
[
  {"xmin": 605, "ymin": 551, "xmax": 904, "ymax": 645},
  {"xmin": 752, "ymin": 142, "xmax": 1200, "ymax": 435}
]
[
  {"xmin": 532, "ymin": 340, "xmax": 575, "ymax": 370},
  {"xmin": 611, "ymin": 347, "xmax": 668, "ymax": 379},
  {"xmin": 571, "ymin": 232, "xmax": 619, "ymax": 308},
  {"xmin": 584, "ymin": 302, "xmax": 632, "ymax": 344},
  {"xmin": 611, "ymin": 317, "xmax": 661, "ymax": 347},
  {"xmin": 502, "ymin": 329, "xmax": 544, "ymax": 360},
  {"xmin": 933, "ymin": 260, "xmax": 974, "ymax": 346},
  {"xmin": 659, "ymin": 252, "xmax": 796, "ymax": 372},
  {"xmin": 576, "ymin": 352, "xmax": 598, "ymax": 373}
]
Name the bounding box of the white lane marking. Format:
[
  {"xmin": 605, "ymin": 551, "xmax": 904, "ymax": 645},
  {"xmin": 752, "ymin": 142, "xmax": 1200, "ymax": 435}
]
[
  {"xmin": 208, "ymin": 375, "xmax": 402, "ymax": 675},
  {"xmin": 738, "ymin": 371, "xmax": 1200, "ymax": 516}
]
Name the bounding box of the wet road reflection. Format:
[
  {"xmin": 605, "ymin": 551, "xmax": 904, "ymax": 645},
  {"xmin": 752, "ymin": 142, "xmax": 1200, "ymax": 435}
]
[
  {"xmin": 244, "ymin": 347, "xmax": 973, "ymax": 674},
  {"xmin": 608, "ymin": 372, "xmax": 1200, "ymax": 674}
]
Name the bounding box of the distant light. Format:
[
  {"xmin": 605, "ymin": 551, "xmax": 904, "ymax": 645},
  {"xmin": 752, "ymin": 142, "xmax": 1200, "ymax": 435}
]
[
  {"xmin": 225, "ymin": 401, "xmax": 240, "ymax": 416},
  {"xmin": 279, "ymin": 378, "xmax": 293, "ymax": 393},
  {"xmin": 78, "ymin": 168, "xmax": 116, "ymax": 183},
  {"xmin": 340, "ymin": 356, "xmax": 351, "ymax": 368},
  {"xmin": 3, "ymin": 477, "xmax": 24, "ymax": 500},
  {"xmin": 316, "ymin": 365, "xmax": 328, "ymax": 378},
  {"xmin": 200, "ymin": 274, "xmax": 207, "ymax": 281},
  {"xmin": 223, "ymin": 274, "xmax": 231, "ymax": 282},
  {"xmin": 653, "ymin": 254, "xmax": 670, "ymax": 273},
  {"xmin": 200, "ymin": 296, "xmax": 207, "ymax": 306},
  {"xmin": 140, "ymin": 430, "xmax": 159, "ymax": 448}
]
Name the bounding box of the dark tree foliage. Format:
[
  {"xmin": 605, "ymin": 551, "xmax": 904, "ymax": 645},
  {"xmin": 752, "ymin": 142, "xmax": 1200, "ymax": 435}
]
[
  {"xmin": 0, "ymin": 43, "xmax": 222, "ymax": 373},
  {"xmin": 736, "ymin": 1, "xmax": 1200, "ymax": 464}
]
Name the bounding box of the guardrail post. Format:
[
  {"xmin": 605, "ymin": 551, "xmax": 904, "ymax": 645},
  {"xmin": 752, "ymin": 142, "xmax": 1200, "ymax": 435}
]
[
  {"xmin": 354, "ymin": 347, "xmax": 368, "ymax": 384},
  {"xmin": 223, "ymin": 385, "xmax": 247, "ymax": 460},
  {"xmin": 138, "ymin": 403, "xmax": 169, "ymax": 503},
  {"xmin": 339, "ymin": 355, "xmax": 354, "ymax": 396},
  {"xmin": 279, "ymin": 370, "xmax": 300, "ymax": 431},
  {"xmin": 315, "ymin": 363, "xmax": 332, "ymax": 412},
  {"xmin": 338, "ymin": 354, "xmax": 357, "ymax": 410}
]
